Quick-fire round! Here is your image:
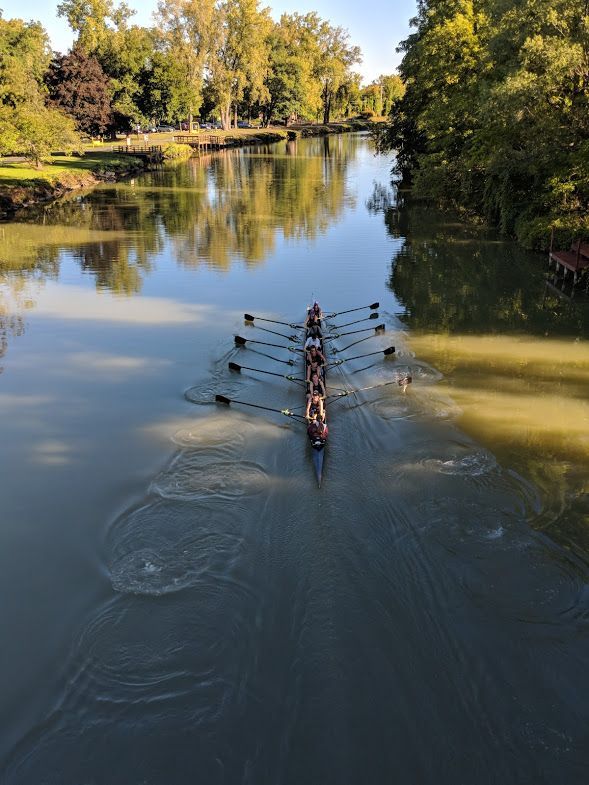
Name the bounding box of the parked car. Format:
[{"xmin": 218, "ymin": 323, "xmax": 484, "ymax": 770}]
[
  {"xmin": 237, "ymin": 121, "xmax": 252, "ymax": 128},
  {"xmin": 156, "ymin": 125, "xmax": 175, "ymax": 133}
]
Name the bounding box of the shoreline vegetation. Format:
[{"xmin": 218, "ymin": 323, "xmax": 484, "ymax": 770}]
[
  {"xmin": 376, "ymin": 0, "xmax": 588, "ymax": 251},
  {"xmin": 0, "ymin": 121, "xmax": 372, "ymax": 215}
]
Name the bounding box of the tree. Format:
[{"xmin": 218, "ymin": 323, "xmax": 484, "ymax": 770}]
[
  {"xmin": 0, "ymin": 105, "xmax": 80, "ymax": 167},
  {"xmin": 208, "ymin": 0, "xmax": 272, "ymax": 129},
  {"xmin": 0, "ymin": 16, "xmax": 80, "ymax": 165},
  {"xmin": 260, "ymin": 19, "xmax": 306, "ymax": 125},
  {"xmin": 153, "ymin": 0, "xmax": 216, "ymax": 129},
  {"xmin": 57, "ymin": 0, "xmax": 155, "ymax": 130},
  {"xmin": 56, "ymin": 0, "xmax": 133, "ymax": 53},
  {"xmin": 315, "ymin": 22, "xmax": 361, "ymax": 124},
  {"xmin": 46, "ymin": 44, "xmax": 112, "ymax": 137}
]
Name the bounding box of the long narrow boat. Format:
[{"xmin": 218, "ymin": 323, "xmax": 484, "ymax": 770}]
[
  {"xmin": 303, "ymin": 304, "xmax": 328, "ymax": 487},
  {"xmin": 218, "ymin": 299, "xmax": 401, "ymax": 488}
]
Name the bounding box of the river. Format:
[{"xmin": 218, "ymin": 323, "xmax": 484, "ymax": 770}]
[{"xmin": 0, "ymin": 133, "xmax": 588, "ymax": 784}]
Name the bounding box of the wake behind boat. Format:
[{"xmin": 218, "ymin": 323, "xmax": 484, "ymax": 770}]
[{"xmin": 216, "ymin": 300, "xmax": 406, "ymax": 486}]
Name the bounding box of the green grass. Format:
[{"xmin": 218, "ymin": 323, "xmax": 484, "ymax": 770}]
[{"xmin": 0, "ymin": 152, "xmax": 141, "ymax": 186}]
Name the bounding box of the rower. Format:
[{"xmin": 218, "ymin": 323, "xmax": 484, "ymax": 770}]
[
  {"xmin": 306, "ymin": 346, "xmax": 325, "ymax": 383},
  {"xmin": 304, "ymin": 325, "xmax": 322, "ymax": 351},
  {"xmin": 305, "ymin": 390, "xmax": 325, "ymax": 422},
  {"xmin": 307, "ymin": 371, "xmax": 326, "ymax": 401},
  {"xmin": 307, "ymin": 415, "xmax": 328, "ymax": 446}
]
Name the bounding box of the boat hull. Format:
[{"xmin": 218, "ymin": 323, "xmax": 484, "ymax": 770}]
[{"xmin": 311, "ymin": 445, "xmax": 325, "ymax": 487}]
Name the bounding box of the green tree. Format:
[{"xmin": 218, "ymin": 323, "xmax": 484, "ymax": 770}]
[
  {"xmin": 153, "ymin": 0, "xmax": 216, "ymax": 129},
  {"xmin": 0, "ymin": 16, "xmax": 80, "ymax": 165},
  {"xmin": 56, "ymin": 0, "xmax": 133, "ymax": 53},
  {"xmin": 380, "ymin": 0, "xmax": 589, "ymax": 246},
  {"xmin": 315, "ymin": 22, "xmax": 361, "ymax": 124},
  {"xmin": 208, "ymin": 0, "xmax": 272, "ymax": 129}
]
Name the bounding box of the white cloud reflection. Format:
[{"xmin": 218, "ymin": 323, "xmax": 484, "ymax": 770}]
[
  {"xmin": 66, "ymin": 352, "xmax": 171, "ymax": 373},
  {"xmin": 32, "ymin": 285, "xmax": 214, "ymax": 325}
]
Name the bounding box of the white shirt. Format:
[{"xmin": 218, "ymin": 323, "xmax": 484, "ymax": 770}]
[{"xmin": 305, "ymin": 336, "xmax": 321, "ymax": 350}]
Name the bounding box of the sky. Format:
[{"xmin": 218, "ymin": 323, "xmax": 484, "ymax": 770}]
[{"xmin": 1, "ymin": 0, "xmax": 417, "ymax": 83}]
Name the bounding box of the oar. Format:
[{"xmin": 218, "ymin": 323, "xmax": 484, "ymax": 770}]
[
  {"xmin": 229, "ymin": 361, "xmax": 305, "ymax": 384},
  {"xmin": 326, "ymin": 346, "xmax": 395, "ymax": 367},
  {"xmin": 325, "ymin": 301, "xmax": 379, "ymax": 318},
  {"xmin": 336, "ymin": 334, "xmax": 377, "ymax": 352},
  {"xmin": 235, "ymin": 335, "xmax": 299, "ymax": 352},
  {"xmin": 245, "ymin": 313, "xmax": 304, "ymax": 330},
  {"xmin": 250, "ymin": 350, "xmax": 295, "ymax": 367},
  {"xmin": 215, "ymin": 394, "xmax": 305, "ymax": 420},
  {"xmin": 328, "ymin": 379, "xmax": 405, "ymax": 399},
  {"xmin": 331, "ymin": 313, "xmax": 379, "ymax": 329},
  {"xmin": 324, "ymin": 324, "xmax": 385, "ymax": 340},
  {"xmin": 247, "ymin": 324, "xmax": 300, "ymax": 341}
]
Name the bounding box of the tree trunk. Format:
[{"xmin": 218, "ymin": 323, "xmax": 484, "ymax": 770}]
[{"xmin": 221, "ymin": 104, "xmax": 231, "ymax": 130}]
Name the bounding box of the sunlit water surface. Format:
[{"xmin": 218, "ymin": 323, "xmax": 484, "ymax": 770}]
[{"xmin": 0, "ymin": 134, "xmax": 588, "ymax": 784}]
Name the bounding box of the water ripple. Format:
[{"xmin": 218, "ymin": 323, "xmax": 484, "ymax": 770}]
[
  {"xmin": 108, "ymin": 498, "xmax": 245, "ymax": 595},
  {"xmin": 149, "ymin": 455, "xmax": 269, "ymax": 500}
]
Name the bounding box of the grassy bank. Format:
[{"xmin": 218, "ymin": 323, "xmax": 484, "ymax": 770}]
[{"xmin": 0, "ymin": 152, "xmax": 147, "ymax": 214}]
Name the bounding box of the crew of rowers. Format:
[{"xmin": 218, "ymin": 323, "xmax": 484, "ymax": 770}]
[{"xmin": 304, "ymin": 302, "xmax": 328, "ymax": 444}]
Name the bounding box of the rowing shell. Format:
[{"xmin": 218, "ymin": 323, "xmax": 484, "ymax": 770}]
[
  {"xmin": 218, "ymin": 300, "xmax": 398, "ymax": 489},
  {"xmin": 304, "ymin": 311, "xmax": 327, "ymax": 487}
]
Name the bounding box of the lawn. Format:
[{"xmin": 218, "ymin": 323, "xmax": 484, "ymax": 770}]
[{"xmin": 0, "ymin": 152, "xmax": 145, "ymax": 187}]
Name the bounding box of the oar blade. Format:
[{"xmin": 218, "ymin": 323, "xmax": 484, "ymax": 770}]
[
  {"xmin": 370, "ymin": 301, "xmax": 379, "ymax": 309},
  {"xmin": 244, "ymin": 313, "xmax": 255, "ymax": 322},
  {"xmin": 369, "ymin": 312, "xmax": 378, "ymax": 319},
  {"xmin": 234, "ymin": 335, "xmax": 247, "ymax": 345},
  {"xmin": 228, "ymin": 362, "xmax": 241, "ymax": 372},
  {"xmin": 383, "ymin": 346, "xmax": 396, "ymax": 356},
  {"xmin": 375, "ymin": 324, "xmax": 385, "ymax": 332},
  {"xmin": 216, "ymin": 395, "xmax": 231, "ymax": 405}
]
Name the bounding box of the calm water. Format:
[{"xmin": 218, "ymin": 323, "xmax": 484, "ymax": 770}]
[{"xmin": 1, "ymin": 134, "xmax": 588, "ymax": 784}]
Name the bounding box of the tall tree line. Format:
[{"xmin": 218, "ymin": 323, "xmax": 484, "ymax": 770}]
[
  {"xmin": 0, "ymin": 0, "xmax": 372, "ymax": 165},
  {"xmin": 380, "ymin": 0, "xmax": 589, "ymax": 247}
]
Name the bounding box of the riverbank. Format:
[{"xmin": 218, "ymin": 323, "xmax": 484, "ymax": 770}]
[
  {"xmin": 0, "ymin": 153, "xmax": 147, "ymax": 216},
  {"xmin": 0, "ymin": 121, "xmax": 373, "ymax": 215}
]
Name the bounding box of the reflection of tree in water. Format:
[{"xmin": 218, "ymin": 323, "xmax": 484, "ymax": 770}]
[
  {"xmin": 0, "ymin": 134, "xmax": 357, "ymax": 290},
  {"xmin": 0, "ymin": 273, "xmax": 33, "ymax": 374},
  {"xmin": 365, "ymin": 182, "xmax": 397, "ymax": 215},
  {"xmin": 382, "ymin": 201, "xmax": 589, "ymax": 336},
  {"xmin": 154, "ymin": 139, "xmax": 355, "ymax": 270}
]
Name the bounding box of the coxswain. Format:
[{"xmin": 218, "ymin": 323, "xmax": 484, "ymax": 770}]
[
  {"xmin": 305, "ymin": 390, "xmax": 325, "ymax": 422},
  {"xmin": 306, "ymin": 301, "xmax": 322, "ymax": 327},
  {"xmin": 307, "ymin": 415, "xmax": 328, "ymax": 446}
]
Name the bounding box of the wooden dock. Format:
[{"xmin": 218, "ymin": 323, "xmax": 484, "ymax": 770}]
[
  {"xmin": 114, "ymin": 145, "xmax": 164, "ymax": 162},
  {"xmin": 548, "ymin": 229, "xmax": 589, "ymax": 289},
  {"xmin": 173, "ymin": 134, "xmax": 230, "ymax": 150}
]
